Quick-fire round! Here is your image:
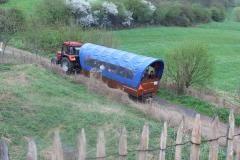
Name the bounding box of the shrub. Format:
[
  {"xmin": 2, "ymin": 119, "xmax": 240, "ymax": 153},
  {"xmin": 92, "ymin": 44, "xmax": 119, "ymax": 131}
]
[
  {"xmin": 153, "ymin": 2, "xmax": 170, "ymax": 24},
  {"xmin": 233, "ymin": 7, "xmax": 240, "ymax": 22},
  {"xmin": 166, "ymin": 41, "xmax": 213, "ymax": 94},
  {"xmin": 210, "ymin": 6, "xmax": 226, "ymax": 22},
  {"xmin": 164, "ymin": 4, "xmax": 193, "ymax": 26},
  {"xmin": 154, "ymin": 2, "xmax": 211, "ymax": 26},
  {"xmin": 191, "ymin": 4, "xmax": 211, "ymax": 23},
  {"xmin": 123, "ymin": 0, "xmax": 155, "ymax": 24},
  {"xmin": 35, "ymin": 0, "xmax": 71, "ymax": 25}
]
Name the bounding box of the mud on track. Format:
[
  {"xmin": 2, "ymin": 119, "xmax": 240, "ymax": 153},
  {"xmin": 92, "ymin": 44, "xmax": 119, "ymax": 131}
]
[{"xmin": 2, "ymin": 47, "xmax": 239, "ymax": 149}]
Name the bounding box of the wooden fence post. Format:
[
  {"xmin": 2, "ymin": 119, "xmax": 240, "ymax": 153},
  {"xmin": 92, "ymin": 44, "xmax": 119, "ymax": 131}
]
[
  {"xmin": 190, "ymin": 114, "xmax": 201, "ymax": 160},
  {"xmin": 208, "ymin": 117, "xmax": 219, "ymax": 160},
  {"xmin": 119, "ymin": 127, "xmax": 127, "ymax": 160},
  {"xmin": 159, "ymin": 122, "xmax": 167, "ymax": 160},
  {"xmin": 236, "ymin": 136, "xmax": 240, "ymax": 160},
  {"xmin": 138, "ymin": 124, "xmax": 149, "ymax": 160},
  {"xmin": 226, "ymin": 110, "xmax": 234, "ymax": 160},
  {"xmin": 0, "ymin": 139, "xmax": 9, "ymax": 160},
  {"xmin": 78, "ymin": 129, "xmax": 86, "ymax": 160},
  {"xmin": 96, "ymin": 129, "xmax": 105, "ymax": 160},
  {"xmin": 52, "ymin": 130, "xmax": 64, "ymax": 160},
  {"xmin": 26, "ymin": 138, "xmax": 37, "ymax": 160},
  {"xmin": 175, "ymin": 119, "xmax": 184, "ymax": 160}
]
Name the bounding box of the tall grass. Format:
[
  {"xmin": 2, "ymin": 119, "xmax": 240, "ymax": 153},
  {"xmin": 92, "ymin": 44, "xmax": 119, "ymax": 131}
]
[{"xmin": 21, "ymin": 25, "xmax": 118, "ymax": 57}]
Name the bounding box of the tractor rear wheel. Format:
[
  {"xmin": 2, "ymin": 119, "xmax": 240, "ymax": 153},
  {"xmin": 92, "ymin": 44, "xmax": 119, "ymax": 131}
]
[{"xmin": 61, "ymin": 57, "xmax": 73, "ymax": 74}]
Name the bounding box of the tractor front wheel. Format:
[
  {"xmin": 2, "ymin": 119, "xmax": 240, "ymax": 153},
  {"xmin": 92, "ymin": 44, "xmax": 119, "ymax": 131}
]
[{"xmin": 61, "ymin": 57, "xmax": 73, "ymax": 74}]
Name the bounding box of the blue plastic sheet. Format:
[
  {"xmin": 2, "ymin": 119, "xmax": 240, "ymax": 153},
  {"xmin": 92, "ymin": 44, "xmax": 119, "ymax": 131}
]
[{"xmin": 79, "ymin": 43, "xmax": 164, "ymax": 88}]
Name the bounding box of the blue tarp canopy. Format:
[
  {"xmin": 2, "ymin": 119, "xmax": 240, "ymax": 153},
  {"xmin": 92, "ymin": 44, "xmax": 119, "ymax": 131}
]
[{"xmin": 79, "ymin": 43, "xmax": 164, "ymax": 89}]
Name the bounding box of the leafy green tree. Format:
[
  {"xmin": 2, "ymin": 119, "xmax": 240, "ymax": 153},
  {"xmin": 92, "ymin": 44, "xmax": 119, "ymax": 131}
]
[
  {"xmin": 35, "ymin": 0, "xmax": 71, "ymax": 25},
  {"xmin": 123, "ymin": 0, "xmax": 154, "ymax": 24},
  {"xmin": 166, "ymin": 42, "xmax": 214, "ymax": 94},
  {"xmin": 191, "ymin": 4, "xmax": 211, "ymax": 23},
  {"xmin": 0, "ymin": 8, "xmax": 25, "ymax": 54},
  {"xmin": 210, "ymin": 6, "xmax": 226, "ymax": 22},
  {"xmin": 153, "ymin": 2, "xmax": 170, "ymax": 24}
]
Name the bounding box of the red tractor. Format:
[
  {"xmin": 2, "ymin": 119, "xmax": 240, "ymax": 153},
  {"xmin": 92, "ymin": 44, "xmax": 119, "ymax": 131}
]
[{"xmin": 51, "ymin": 41, "xmax": 83, "ymax": 73}]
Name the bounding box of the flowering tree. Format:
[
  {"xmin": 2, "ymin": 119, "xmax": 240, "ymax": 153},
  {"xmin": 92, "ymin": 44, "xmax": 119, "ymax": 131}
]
[
  {"xmin": 142, "ymin": 0, "xmax": 156, "ymax": 13},
  {"xmin": 102, "ymin": 1, "xmax": 118, "ymax": 15},
  {"xmin": 66, "ymin": 0, "xmax": 153, "ymax": 28},
  {"xmin": 98, "ymin": 1, "xmax": 119, "ymax": 27},
  {"xmin": 122, "ymin": 10, "xmax": 133, "ymax": 26},
  {"xmin": 67, "ymin": 0, "xmax": 97, "ymax": 27},
  {"xmin": 98, "ymin": 1, "xmax": 134, "ymax": 27}
]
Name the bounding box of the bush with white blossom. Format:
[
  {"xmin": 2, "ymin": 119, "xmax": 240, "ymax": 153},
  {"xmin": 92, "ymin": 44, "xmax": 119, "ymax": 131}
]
[
  {"xmin": 67, "ymin": 0, "xmax": 98, "ymax": 27},
  {"xmin": 66, "ymin": 0, "xmax": 212, "ymax": 27}
]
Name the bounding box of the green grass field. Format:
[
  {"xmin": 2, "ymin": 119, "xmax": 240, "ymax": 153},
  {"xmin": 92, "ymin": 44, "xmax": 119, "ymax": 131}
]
[
  {"xmin": 1, "ymin": 63, "xmax": 225, "ymax": 160},
  {"xmin": 114, "ymin": 21, "xmax": 240, "ymax": 93},
  {"xmin": 0, "ymin": 63, "xmax": 170, "ymax": 159}
]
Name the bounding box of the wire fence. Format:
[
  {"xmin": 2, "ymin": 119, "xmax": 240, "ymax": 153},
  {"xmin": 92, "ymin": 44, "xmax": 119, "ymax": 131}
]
[{"xmin": 0, "ymin": 111, "xmax": 239, "ymax": 160}]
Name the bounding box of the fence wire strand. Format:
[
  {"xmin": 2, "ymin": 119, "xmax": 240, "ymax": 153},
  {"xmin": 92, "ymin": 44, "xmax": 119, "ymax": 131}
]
[{"xmin": 83, "ymin": 132, "xmax": 240, "ymax": 159}]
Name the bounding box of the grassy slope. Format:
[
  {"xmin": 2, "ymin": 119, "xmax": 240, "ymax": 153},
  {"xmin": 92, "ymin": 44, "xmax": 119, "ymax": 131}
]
[
  {"xmin": 114, "ymin": 21, "xmax": 240, "ymax": 93},
  {"xmin": 0, "ymin": 63, "xmax": 178, "ymax": 159},
  {"xmin": 0, "ymin": 56, "xmax": 229, "ymax": 159},
  {"xmin": 0, "ymin": 62, "xmax": 227, "ymax": 160}
]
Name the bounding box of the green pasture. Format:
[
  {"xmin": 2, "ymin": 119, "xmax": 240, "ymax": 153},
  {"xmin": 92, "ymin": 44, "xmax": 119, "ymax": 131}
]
[{"xmin": 114, "ymin": 21, "xmax": 240, "ymax": 93}]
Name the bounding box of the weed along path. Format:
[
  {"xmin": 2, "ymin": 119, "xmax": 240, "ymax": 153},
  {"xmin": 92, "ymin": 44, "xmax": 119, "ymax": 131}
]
[
  {"xmin": 155, "ymin": 97, "xmax": 223, "ymax": 124},
  {"xmin": 3, "ymin": 46, "xmax": 240, "ymax": 149},
  {"xmin": 155, "ymin": 98, "xmax": 199, "ymax": 118}
]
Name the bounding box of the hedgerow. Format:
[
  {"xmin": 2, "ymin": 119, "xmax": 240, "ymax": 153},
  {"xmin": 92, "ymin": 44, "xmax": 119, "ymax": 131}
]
[{"xmin": 64, "ymin": 0, "xmax": 226, "ymax": 28}]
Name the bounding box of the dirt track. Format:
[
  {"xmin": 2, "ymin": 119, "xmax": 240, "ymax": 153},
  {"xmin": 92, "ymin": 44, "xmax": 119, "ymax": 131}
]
[{"xmin": 2, "ymin": 47, "xmax": 240, "ymax": 149}]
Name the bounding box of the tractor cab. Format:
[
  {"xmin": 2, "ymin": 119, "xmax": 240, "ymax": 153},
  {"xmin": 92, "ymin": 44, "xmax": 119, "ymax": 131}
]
[
  {"xmin": 62, "ymin": 42, "xmax": 82, "ymax": 55},
  {"xmin": 52, "ymin": 41, "xmax": 83, "ymax": 73}
]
